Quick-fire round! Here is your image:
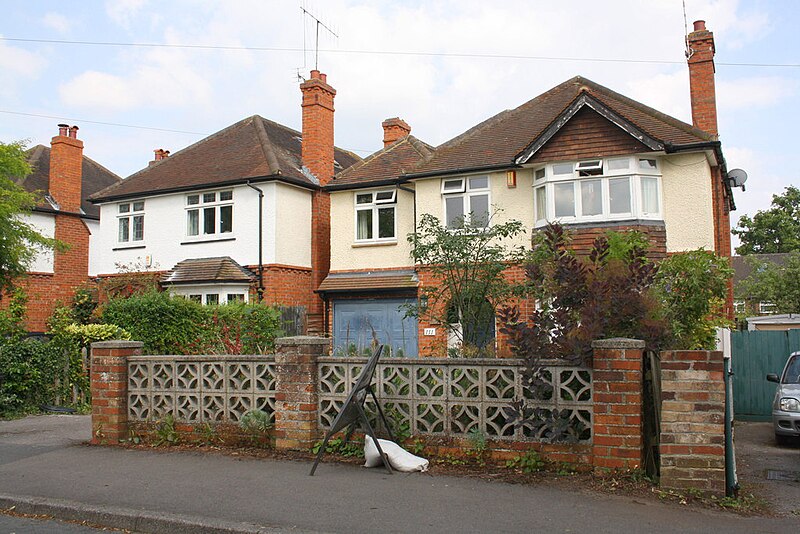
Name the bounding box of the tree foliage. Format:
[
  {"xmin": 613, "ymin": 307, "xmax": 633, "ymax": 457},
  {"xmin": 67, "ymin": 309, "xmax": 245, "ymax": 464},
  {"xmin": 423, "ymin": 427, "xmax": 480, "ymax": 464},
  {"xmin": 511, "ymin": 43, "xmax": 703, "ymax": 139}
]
[
  {"xmin": 405, "ymin": 212, "xmax": 526, "ymax": 356},
  {"xmin": 733, "ymin": 186, "xmax": 800, "ymax": 255},
  {"xmin": 737, "ymin": 252, "xmax": 800, "ymax": 315},
  {"xmin": 0, "ymin": 141, "xmax": 64, "ymax": 293}
]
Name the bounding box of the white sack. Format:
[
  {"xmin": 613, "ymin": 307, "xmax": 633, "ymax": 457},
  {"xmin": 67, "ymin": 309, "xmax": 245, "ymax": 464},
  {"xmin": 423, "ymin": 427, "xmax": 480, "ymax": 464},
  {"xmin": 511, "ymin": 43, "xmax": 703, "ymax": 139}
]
[{"xmin": 363, "ymin": 435, "xmax": 429, "ymax": 472}]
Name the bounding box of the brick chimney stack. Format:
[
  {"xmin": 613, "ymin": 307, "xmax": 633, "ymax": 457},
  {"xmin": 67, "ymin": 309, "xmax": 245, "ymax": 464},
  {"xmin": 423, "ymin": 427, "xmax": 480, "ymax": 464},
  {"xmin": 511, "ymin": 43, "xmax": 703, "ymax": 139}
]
[
  {"xmin": 150, "ymin": 148, "xmax": 170, "ymax": 166},
  {"xmin": 50, "ymin": 123, "xmax": 84, "ymax": 213},
  {"xmin": 300, "ymin": 70, "xmax": 336, "ymax": 334},
  {"xmin": 687, "ymin": 20, "xmax": 718, "ymax": 136},
  {"xmin": 382, "ymin": 117, "xmax": 411, "ymax": 147}
]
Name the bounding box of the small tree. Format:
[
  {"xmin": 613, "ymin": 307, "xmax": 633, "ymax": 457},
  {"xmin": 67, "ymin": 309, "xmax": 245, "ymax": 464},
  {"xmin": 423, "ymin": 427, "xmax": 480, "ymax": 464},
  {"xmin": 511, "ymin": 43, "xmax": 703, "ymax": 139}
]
[
  {"xmin": 0, "ymin": 141, "xmax": 64, "ymax": 293},
  {"xmin": 737, "ymin": 251, "xmax": 800, "ymax": 315},
  {"xmin": 406, "ymin": 212, "xmax": 526, "ymax": 356},
  {"xmin": 732, "ymin": 186, "xmax": 800, "ymax": 255}
]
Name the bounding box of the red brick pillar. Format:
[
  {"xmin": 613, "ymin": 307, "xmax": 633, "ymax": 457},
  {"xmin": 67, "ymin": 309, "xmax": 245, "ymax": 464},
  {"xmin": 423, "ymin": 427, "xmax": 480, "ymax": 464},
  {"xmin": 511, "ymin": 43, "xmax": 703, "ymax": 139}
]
[
  {"xmin": 273, "ymin": 336, "xmax": 328, "ymax": 450},
  {"xmin": 659, "ymin": 350, "xmax": 726, "ymax": 496},
  {"xmin": 90, "ymin": 340, "xmax": 142, "ymax": 444},
  {"xmin": 591, "ymin": 338, "xmax": 645, "ymax": 470}
]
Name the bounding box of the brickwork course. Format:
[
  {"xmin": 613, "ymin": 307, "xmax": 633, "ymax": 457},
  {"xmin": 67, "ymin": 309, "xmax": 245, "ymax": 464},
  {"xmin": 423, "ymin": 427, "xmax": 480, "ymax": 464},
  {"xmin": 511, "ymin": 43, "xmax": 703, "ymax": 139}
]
[{"xmin": 659, "ymin": 349, "xmax": 726, "ymax": 496}]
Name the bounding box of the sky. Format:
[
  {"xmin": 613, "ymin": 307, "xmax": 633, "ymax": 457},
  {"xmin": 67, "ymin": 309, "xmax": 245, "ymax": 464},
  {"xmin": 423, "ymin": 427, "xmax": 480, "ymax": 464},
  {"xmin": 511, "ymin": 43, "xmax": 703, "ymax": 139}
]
[{"xmin": 1, "ymin": 0, "xmax": 798, "ymax": 251}]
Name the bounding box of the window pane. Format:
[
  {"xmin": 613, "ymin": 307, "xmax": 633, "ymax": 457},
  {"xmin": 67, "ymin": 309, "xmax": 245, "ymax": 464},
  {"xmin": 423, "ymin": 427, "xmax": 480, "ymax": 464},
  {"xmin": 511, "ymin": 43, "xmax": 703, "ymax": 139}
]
[
  {"xmin": 187, "ymin": 209, "xmax": 199, "ymax": 236},
  {"xmin": 553, "ymin": 163, "xmax": 573, "ymax": 175},
  {"xmin": 554, "ymin": 182, "xmax": 575, "ymax": 217},
  {"xmin": 203, "ymin": 207, "xmax": 216, "ymax": 234},
  {"xmin": 535, "ymin": 186, "xmax": 547, "ymax": 221},
  {"xmin": 641, "ymin": 177, "xmax": 659, "ymax": 214},
  {"xmin": 132, "ymin": 215, "xmax": 144, "ymax": 241},
  {"xmin": 220, "ymin": 205, "xmax": 233, "ymax": 233},
  {"xmin": 468, "ymin": 176, "xmax": 488, "ymax": 190},
  {"xmin": 132, "ymin": 201, "xmax": 144, "ymax": 212},
  {"xmin": 205, "ymin": 294, "xmax": 219, "ymax": 305},
  {"xmin": 535, "ymin": 168, "xmax": 546, "ymax": 180},
  {"xmin": 219, "ymin": 191, "xmax": 233, "ymax": 201},
  {"xmin": 375, "ymin": 190, "xmax": 395, "ymax": 202},
  {"xmin": 639, "ymin": 158, "xmax": 658, "ymax": 170},
  {"xmin": 118, "ymin": 203, "xmax": 130, "ymax": 213},
  {"xmin": 189, "ymin": 294, "xmax": 202, "ymax": 303},
  {"xmin": 442, "ymin": 179, "xmax": 464, "ymax": 192},
  {"xmin": 187, "ymin": 195, "xmax": 199, "ymax": 205},
  {"xmin": 607, "ymin": 158, "xmax": 629, "ymax": 171},
  {"xmin": 609, "ymin": 177, "xmax": 631, "ymax": 214},
  {"xmin": 580, "ymin": 180, "xmax": 603, "ymax": 216},
  {"xmin": 470, "ymin": 194, "xmax": 489, "ymax": 227},
  {"xmin": 356, "ymin": 209, "xmax": 373, "ymax": 240},
  {"xmin": 356, "ymin": 193, "xmax": 372, "ymax": 204},
  {"xmin": 378, "ymin": 207, "xmax": 395, "ymax": 238},
  {"xmin": 203, "ymin": 193, "xmax": 216, "ymax": 203},
  {"xmin": 227, "ymin": 293, "xmax": 244, "ymax": 303},
  {"xmin": 445, "ymin": 196, "xmax": 465, "ymax": 228},
  {"xmin": 118, "ymin": 218, "xmax": 129, "ymax": 242}
]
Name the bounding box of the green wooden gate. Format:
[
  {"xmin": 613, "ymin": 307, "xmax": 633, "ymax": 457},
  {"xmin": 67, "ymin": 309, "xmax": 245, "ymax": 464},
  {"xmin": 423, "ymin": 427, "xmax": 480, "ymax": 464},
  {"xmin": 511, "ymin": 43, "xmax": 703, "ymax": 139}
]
[{"xmin": 731, "ymin": 329, "xmax": 800, "ymax": 421}]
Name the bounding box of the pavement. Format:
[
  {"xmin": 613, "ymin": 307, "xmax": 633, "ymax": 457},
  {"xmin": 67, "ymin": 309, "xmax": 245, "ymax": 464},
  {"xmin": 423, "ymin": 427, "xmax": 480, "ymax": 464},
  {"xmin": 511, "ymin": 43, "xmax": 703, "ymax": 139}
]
[{"xmin": 1, "ymin": 415, "xmax": 799, "ymax": 534}]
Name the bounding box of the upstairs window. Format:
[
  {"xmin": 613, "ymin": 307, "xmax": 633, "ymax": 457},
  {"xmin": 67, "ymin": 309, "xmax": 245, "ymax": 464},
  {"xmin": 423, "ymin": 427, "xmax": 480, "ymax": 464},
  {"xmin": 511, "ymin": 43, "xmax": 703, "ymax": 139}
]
[
  {"xmin": 118, "ymin": 201, "xmax": 144, "ymax": 243},
  {"xmin": 533, "ymin": 156, "xmax": 662, "ymax": 226},
  {"xmin": 186, "ymin": 190, "xmax": 233, "ymax": 237},
  {"xmin": 442, "ymin": 175, "xmax": 490, "ymax": 229},
  {"xmin": 355, "ymin": 189, "xmax": 396, "ymax": 242}
]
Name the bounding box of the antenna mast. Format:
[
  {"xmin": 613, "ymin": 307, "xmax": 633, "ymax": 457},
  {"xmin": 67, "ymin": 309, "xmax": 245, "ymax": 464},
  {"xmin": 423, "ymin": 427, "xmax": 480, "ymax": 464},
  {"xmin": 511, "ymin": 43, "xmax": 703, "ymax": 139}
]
[{"xmin": 300, "ymin": 4, "xmax": 338, "ymax": 71}]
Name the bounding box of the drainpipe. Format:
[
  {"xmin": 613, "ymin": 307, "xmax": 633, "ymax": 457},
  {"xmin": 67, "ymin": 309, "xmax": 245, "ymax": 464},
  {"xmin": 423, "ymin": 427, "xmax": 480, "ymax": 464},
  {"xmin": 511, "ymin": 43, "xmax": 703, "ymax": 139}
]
[{"xmin": 246, "ymin": 182, "xmax": 265, "ymax": 302}]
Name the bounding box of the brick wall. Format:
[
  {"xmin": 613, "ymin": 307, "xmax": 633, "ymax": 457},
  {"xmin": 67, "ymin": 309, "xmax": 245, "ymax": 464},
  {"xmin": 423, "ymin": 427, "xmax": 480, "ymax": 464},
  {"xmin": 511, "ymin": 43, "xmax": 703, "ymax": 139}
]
[
  {"xmin": 659, "ymin": 349, "xmax": 726, "ymax": 496},
  {"xmin": 564, "ymin": 222, "xmax": 667, "ymax": 260},
  {"xmin": 591, "ymin": 338, "xmax": 645, "ymax": 470},
  {"xmin": 90, "ymin": 340, "xmax": 143, "ymax": 444},
  {"xmin": 259, "ymin": 264, "xmax": 312, "ymax": 308},
  {"xmin": 300, "ymin": 70, "xmax": 336, "ymax": 335}
]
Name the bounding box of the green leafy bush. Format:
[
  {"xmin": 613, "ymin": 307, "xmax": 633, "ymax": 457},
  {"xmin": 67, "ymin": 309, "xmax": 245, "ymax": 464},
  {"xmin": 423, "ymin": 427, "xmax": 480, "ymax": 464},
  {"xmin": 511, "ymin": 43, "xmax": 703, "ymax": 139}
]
[
  {"xmin": 0, "ymin": 339, "xmax": 65, "ymax": 416},
  {"xmin": 210, "ymin": 303, "xmax": 282, "ymax": 354}
]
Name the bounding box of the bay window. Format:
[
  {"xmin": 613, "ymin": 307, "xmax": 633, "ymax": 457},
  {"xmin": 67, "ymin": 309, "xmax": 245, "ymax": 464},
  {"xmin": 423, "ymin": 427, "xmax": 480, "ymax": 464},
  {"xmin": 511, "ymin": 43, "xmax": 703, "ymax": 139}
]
[
  {"xmin": 533, "ymin": 156, "xmax": 661, "ymax": 225},
  {"xmin": 355, "ymin": 189, "xmax": 396, "ymax": 242},
  {"xmin": 442, "ymin": 175, "xmax": 490, "ymax": 229},
  {"xmin": 118, "ymin": 201, "xmax": 144, "ymax": 243},
  {"xmin": 186, "ymin": 190, "xmax": 233, "ymax": 237}
]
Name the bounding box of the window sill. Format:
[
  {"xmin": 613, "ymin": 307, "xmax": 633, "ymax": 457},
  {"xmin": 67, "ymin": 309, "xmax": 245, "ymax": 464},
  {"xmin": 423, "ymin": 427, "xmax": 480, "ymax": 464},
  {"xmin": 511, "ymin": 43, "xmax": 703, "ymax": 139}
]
[
  {"xmin": 352, "ymin": 240, "xmax": 398, "ymax": 248},
  {"xmin": 181, "ymin": 236, "xmax": 236, "ymax": 245},
  {"xmin": 113, "ymin": 244, "xmax": 146, "ymax": 251}
]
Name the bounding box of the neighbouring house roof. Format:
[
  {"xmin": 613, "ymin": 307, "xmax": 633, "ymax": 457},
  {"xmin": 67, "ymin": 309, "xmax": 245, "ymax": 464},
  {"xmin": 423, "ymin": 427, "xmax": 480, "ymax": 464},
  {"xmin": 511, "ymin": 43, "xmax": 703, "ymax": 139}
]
[
  {"xmin": 18, "ymin": 145, "xmax": 122, "ymax": 219},
  {"xmin": 317, "ymin": 270, "xmax": 419, "ymax": 294},
  {"xmin": 408, "ymin": 76, "xmax": 715, "ymax": 178},
  {"xmin": 731, "ymin": 253, "xmax": 791, "ymax": 286},
  {"xmin": 746, "ymin": 313, "xmax": 800, "ymax": 331},
  {"xmin": 90, "ymin": 115, "xmax": 361, "ymax": 203},
  {"xmin": 326, "ymin": 136, "xmax": 434, "ymax": 190},
  {"xmin": 161, "ymin": 257, "xmax": 255, "ymax": 286}
]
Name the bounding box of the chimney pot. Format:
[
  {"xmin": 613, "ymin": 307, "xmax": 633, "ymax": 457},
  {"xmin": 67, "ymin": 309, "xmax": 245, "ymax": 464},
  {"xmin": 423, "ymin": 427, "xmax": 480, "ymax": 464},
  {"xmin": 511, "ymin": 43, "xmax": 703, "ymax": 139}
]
[
  {"xmin": 58, "ymin": 124, "xmax": 69, "ymax": 136},
  {"xmin": 68, "ymin": 125, "xmax": 79, "ymax": 139},
  {"xmin": 693, "ymin": 20, "xmax": 706, "ymax": 31}
]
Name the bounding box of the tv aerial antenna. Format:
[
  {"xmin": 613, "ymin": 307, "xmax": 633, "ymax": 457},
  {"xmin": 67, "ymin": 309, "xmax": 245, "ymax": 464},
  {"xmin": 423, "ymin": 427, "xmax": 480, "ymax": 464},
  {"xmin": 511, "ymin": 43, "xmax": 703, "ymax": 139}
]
[{"xmin": 300, "ymin": 3, "xmax": 338, "ymax": 75}]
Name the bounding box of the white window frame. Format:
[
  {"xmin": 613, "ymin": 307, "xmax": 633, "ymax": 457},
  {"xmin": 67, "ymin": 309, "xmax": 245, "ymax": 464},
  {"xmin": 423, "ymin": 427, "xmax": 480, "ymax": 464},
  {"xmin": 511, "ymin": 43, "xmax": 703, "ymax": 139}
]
[
  {"xmin": 117, "ymin": 200, "xmax": 145, "ymax": 243},
  {"xmin": 532, "ymin": 156, "xmax": 663, "ymax": 226},
  {"xmin": 441, "ymin": 175, "xmax": 491, "ymax": 229},
  {"xmin": 172, "ymin": 285, "xmax": 249, "ymax": 305},
  {"xmin": 354, "ymin": 189, "xmax": 397, "ymax": 243},
  {"xmin": 185, "ymin": 189, "xmax": 234, "ymax": 239}
]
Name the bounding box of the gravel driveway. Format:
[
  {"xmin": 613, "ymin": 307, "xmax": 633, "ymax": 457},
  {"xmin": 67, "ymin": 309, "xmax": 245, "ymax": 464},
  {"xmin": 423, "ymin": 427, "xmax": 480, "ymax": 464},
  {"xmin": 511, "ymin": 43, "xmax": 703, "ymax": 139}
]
[{"xmin": 735, "ymin": 421, "xmax": 800, "ymax": 516}]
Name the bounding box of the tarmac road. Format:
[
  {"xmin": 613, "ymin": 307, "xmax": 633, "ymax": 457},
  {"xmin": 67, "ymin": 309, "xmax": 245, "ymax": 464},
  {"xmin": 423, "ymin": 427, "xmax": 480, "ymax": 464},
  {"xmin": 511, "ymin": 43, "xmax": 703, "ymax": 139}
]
[{"xmin": 1, "ymin": 415, "xmax": 798, "ymax": 533}]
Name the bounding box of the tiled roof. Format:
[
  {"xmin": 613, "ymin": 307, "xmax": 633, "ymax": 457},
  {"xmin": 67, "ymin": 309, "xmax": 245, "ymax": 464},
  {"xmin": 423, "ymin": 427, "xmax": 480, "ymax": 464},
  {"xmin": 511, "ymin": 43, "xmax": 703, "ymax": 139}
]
[
  {"xmin": 162, "ymin": 256, "xmax": 255, "ymax": 285},
  {"xmin": 90, "ymin": 115, "xmax": 360, "ymax": 202},
  {"xmin": 409, "ymin": 76, "xmax": 714, "ymax": 176},
  {"xmin": 326, "ymin": 136, "xmax": 434, "ymax": 189},
  {"xmin": 731, "ymin": 253, "xmax": 790, "ymax": 285},
  {"xmin": 317, "ymin": 270, "xmax": 419, "ymax": 293},
  {"xmin": 18, "ymin": 145, "xmax": 122, "ymax": 218}
]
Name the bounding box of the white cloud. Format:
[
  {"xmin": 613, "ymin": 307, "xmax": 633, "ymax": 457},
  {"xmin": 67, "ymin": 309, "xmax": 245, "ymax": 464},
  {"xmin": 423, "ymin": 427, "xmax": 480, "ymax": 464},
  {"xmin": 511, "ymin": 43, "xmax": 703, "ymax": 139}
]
[
  {"xmin": 0, "ymin": 38, "xmax": 47, "ymax": 78},
  {"xmin": 106, "ymin": 0, "xmax": 149, "ymax": 28},
  {"xmin": 42, "ymin": 12, "xmax": 73, "ymax": 34}
]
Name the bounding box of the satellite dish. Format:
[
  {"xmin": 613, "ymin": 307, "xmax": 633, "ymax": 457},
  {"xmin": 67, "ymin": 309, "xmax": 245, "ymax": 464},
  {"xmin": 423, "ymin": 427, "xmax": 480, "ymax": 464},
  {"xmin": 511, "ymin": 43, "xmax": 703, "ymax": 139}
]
[{"xmin": 728, "ymin": 168, "xmax": 748, "ymax": 188}]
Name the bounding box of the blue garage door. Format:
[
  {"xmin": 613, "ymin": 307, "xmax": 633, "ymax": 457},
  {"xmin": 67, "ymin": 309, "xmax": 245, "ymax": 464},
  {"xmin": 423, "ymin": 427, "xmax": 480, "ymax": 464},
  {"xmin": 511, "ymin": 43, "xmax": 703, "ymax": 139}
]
[{"xmin": 333, "ymin": 299, "xmax": 417, "ymax": 358}]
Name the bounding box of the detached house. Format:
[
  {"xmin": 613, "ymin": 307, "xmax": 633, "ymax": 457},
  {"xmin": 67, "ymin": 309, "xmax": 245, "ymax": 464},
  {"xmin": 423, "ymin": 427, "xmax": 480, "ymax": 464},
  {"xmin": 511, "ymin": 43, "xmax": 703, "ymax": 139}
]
[
  {"xmin": 89, "ymin": 71, "xmax": 359, "ymax": 333},
  {"xmin": 321, "ymin": 20, "xmax": 735, "ymax": 357},
  {"xmin": 4, "ymin": 125, "xmax": 121, "ymax": 333}
]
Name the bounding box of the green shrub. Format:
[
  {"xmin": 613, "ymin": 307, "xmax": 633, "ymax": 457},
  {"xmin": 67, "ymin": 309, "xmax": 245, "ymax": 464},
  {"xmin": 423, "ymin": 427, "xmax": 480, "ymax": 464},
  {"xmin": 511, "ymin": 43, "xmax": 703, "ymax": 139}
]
[
  {"xmin": 210, "ymin": 303, "xmax": 283, "ymax": 354},
  {"xmin": 0, "ymin": 339, "xmax": 65, "ymax": 416}
]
